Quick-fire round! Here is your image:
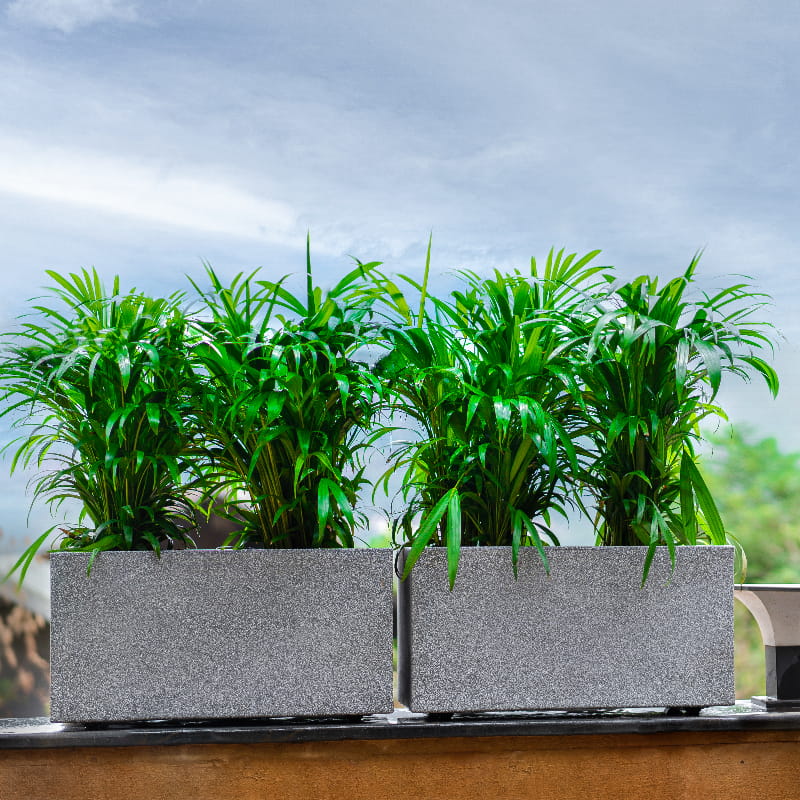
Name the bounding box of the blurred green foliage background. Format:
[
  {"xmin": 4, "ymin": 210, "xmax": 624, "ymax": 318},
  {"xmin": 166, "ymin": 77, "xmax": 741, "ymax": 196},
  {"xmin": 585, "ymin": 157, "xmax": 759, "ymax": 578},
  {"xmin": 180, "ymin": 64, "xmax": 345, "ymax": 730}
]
[{"xmin": 702, "ymin": 426, "xmax": 800, "ymax": 699}]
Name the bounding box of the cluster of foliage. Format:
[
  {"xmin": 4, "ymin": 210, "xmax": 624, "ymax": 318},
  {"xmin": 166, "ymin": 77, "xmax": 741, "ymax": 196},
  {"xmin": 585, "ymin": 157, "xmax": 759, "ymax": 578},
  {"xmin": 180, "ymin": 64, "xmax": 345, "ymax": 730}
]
[
  {"xmin": 580, "ymin": 257, "xmax": 778, "ymax": 579},
  {"xmin": 375, "ymin": 246, "xmax": 608, "ymax": 586},
  {"xmin": 0, "ymin": 270, "xmax": 202, "ymax": 579},
  {"xmin": 0, "ymin": 239, "xmax": 780, "ymax": 587},
  {"xmin": 377, "ymin": 245, "xmax": 778, "ymax": 586},
  {"xmin": 1, "ymin": 240, "xmax": 388, "ymax": 580},
  {"xmin": 188, "ymin": 247, "xmax": 385, "ymax": 549}
]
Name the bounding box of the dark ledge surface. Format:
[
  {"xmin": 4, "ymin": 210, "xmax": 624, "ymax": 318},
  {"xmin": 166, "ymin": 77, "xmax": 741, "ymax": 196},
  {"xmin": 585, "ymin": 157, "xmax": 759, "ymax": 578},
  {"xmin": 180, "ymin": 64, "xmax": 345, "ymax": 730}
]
[{"xmin": 3, "ymin": 704, "xmax": 800, "ymax": 750}]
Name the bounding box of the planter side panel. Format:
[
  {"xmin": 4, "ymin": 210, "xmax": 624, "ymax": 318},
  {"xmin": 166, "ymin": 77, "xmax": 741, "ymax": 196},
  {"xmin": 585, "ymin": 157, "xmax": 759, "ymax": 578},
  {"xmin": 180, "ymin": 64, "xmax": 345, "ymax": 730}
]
[
  {"xmin": 50, "ymin": 549, "xmax": 394, "ymax": 722},
  {"xmin": 398, "ymin": 546, "xmax": 734, "ymax": 713}
]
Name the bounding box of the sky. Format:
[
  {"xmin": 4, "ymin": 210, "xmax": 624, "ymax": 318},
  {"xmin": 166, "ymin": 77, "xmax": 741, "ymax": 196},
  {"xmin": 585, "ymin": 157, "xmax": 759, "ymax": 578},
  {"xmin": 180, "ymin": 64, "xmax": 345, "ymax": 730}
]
[{"xmin": 0, "ymin": 0, "xmax": 798, "ymax": 549}]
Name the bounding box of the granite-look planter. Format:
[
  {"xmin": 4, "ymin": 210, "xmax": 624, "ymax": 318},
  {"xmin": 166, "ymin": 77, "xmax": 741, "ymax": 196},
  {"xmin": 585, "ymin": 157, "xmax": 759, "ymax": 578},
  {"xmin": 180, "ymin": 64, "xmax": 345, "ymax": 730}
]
[
  {"xmin": 398, "ymin": 545, "xmax": 734, "ymax": 713},
  {"xmin": 50, "ymin": 548, "xmax": 394, "ymax": 723}
]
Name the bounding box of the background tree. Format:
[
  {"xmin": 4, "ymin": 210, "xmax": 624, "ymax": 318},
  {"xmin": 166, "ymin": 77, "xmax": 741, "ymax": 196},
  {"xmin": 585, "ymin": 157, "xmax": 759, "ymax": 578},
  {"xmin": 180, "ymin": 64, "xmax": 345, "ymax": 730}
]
[{"xmin": 702, "ymin": 425, "xmax": 800, "ymax": 698}]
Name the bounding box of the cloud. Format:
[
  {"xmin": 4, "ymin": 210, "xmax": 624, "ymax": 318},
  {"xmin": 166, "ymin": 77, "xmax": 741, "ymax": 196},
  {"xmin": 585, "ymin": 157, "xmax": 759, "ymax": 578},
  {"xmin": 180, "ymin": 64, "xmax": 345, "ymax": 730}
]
[
  {"xmin": 6, "ymin": 0, "xmax": 138, "ymax": 33},
  {"xmin": 0, "ymin": 135, "xmax": 299, "ymax": 245}
]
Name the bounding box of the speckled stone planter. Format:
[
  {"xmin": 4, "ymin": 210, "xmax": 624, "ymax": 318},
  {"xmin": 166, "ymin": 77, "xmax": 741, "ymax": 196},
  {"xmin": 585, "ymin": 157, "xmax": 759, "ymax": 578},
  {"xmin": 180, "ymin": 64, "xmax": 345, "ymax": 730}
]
[
  {"xmin": 397, "ymin": 546, "xmax": 735, "ymax": 713},
  {"xmin": 50, "ymin": 549, "xmax": 394, "ymax": 723}
]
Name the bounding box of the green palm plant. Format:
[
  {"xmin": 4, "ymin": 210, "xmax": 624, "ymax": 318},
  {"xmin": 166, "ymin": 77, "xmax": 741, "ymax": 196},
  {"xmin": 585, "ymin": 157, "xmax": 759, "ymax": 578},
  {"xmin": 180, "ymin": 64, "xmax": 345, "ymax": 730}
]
[
  {"xmin": 188, "ymin": 241, "xmax": 387, "ymax": 548},
  {"xmin": 1, "ymin": 269, "xmax": 201, "ymax": 581},
  {"xmin": 581, "ymin": 253, "xmax": 779, "ymax": 579},
  {"xmin": 376, "ymin": 243, "xmax": 612, "ymax": 587}
]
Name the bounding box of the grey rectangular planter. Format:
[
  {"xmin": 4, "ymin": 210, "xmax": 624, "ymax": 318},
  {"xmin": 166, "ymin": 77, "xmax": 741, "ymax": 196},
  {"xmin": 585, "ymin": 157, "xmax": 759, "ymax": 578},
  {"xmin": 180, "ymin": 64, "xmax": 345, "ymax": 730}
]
[
  {"xmin": 50, "ymin": 548, "xmax": 394, "ymax": 723},
  {"xmin": 398, "ymin": 545, "xmax": 735, "ymax": 713}
]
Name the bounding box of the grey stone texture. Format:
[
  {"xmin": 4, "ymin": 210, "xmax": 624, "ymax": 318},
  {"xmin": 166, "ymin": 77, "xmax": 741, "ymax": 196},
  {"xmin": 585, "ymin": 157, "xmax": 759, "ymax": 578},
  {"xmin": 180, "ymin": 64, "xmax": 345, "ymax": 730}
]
[
  {"xmin": 398, "ymin": 546, "xmax": 735, "ymax": 713},
  {"xmin": 50, "ymin": 549, "xmax": 394, "ymax": 723}
]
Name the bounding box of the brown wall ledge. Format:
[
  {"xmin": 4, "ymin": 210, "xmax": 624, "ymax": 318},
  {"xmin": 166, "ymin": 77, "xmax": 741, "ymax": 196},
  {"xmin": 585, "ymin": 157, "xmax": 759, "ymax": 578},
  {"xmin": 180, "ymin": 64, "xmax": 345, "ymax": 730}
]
[{"xmin": 5, "ymin": 708, "xmax": 800, "ymax": 800}]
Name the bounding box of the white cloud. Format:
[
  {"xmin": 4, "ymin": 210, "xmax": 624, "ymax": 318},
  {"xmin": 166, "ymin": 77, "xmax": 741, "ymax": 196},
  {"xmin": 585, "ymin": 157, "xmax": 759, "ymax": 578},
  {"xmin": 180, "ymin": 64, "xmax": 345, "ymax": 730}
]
[
  {"xmin": 6, "ymin": 0, "xmax": 138, "ymax": 33},
  {"xmin": 0, "ymin": 135, "xmax": 299, "ymax": 245}
]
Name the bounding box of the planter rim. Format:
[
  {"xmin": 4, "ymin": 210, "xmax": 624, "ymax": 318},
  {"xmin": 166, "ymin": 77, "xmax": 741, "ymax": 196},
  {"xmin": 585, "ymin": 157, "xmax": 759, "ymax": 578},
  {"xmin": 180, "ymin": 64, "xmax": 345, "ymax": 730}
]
[
  {"xmin": 51, "ymin": 546, "xmax": 393, "ymax": 555},
  {"xmin": 398, "ymin": 544, "xmax": 732, "ymax": 552}
]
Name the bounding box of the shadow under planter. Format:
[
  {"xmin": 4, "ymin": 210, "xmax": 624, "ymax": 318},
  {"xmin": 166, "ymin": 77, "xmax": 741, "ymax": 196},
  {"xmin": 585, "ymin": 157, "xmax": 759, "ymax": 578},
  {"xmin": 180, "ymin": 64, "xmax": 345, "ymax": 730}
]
[
  {"xmin": 735, "ymin": 584, "xmax": 800, "ymax": 711},
  {"xmin": 398, "ymin": 546, "xmax": 735, "ymax": 714},
  {"xmin": 50, "ymin": 549, "xmax": 394, "ymax": 723}
]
